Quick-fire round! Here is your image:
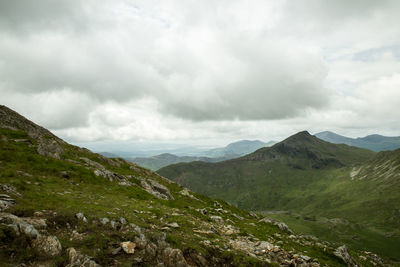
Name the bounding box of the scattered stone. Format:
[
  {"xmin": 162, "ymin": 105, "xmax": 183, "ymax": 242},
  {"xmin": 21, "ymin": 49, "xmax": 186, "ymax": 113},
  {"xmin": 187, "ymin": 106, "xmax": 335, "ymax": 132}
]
[
  {"xmin": 75, "ymin": 212, "xmax": 88, "ymax": 223},
  {"xmin": 0, "ymin": 184, "xmax": 22, "ymax": 197},
  {"xmin": 121, "ymin": 241, "xmax": 136, "ymax": 254}
]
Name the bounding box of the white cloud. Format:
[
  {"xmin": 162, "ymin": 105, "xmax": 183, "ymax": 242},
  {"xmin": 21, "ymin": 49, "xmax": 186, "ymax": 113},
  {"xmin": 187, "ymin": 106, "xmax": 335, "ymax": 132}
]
[{"xmin": 1, "ymin": 0, "xmax": 400, "ymax": 145}]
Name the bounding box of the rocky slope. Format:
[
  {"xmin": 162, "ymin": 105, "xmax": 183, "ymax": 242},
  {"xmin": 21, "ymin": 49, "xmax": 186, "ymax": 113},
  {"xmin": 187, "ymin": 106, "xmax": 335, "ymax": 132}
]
[{"xmin": 0, "ymin": 105, "xmax": 385, "ymax": 266}]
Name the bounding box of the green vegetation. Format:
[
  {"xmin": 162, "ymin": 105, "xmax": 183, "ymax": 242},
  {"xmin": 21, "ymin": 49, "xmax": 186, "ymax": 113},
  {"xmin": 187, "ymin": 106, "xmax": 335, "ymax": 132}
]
[
  {"xmin": 158, "ymin": 131, "xmax": 400, "ymax": 262},
  {"xmin": 0, "ymin": 110, "xmax": 368, "ymax": 266}
]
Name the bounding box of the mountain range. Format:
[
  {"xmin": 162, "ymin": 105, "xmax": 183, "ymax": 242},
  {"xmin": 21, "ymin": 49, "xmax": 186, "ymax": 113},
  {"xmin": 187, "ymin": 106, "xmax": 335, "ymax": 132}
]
[
  {"xmin": 158, "ymin": 131, "xmax": 400, "ymax": 261},
  {"xmin": 316, "ymin": 131, "xmax": 400, "ymax": 152},
  {"xmin": 128, "ymin": 140, "xmax": 274, "ymax": 170},
  {"xmin": 2, "ymin": 105, "xmax": 383, "ymax": 266}
]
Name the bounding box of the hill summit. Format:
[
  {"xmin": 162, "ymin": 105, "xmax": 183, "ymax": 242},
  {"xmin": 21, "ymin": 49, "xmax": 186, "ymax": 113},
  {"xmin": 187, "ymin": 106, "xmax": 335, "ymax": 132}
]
[{"xmin": 245, "ymin": 130, "xmax": 373, "ymax": 169}]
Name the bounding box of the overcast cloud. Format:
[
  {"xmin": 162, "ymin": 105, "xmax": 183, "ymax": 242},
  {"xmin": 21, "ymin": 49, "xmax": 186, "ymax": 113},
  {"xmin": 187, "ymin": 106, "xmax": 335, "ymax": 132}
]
[{"xmin": 1, "ymin": 0, "xmax": 400, "ymax": 147}]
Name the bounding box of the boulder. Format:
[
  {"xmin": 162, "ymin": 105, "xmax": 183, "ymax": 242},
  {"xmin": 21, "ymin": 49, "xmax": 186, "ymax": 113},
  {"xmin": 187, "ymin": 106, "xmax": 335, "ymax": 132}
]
[
  {"xmin": 37, "ymin": 139, "xmax": 64, "ymax": 159},
  {"xmin": 334, "ymin": 245, "xmax": 358, "ymax": 267},
  {"xmin": 32, "ymin": 235, "xmax": 62, "ymax": 257},
  {"xmin": 161, "ymin": 247, "xmax": 188, "ymax": 267}
]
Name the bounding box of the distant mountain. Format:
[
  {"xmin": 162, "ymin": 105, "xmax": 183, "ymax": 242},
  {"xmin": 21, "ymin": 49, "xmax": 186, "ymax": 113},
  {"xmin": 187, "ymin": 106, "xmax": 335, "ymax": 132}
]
[
  {"xmin": 130, "ymin": 139, "xmax": 275, "ymax": 170},
  {"xmin": 99, "ymin": 151, "xmax": 119, "ymax": 158},
  {"xmin": 315, "ymin": 131, "xmax": 400, "ymax": 152},
  {"xmin": 159, "ymin": 131, "xmax": 400, "ymax": 260},
  {"xmin": 202, "ymin": 140, "xmax": 275, "ymax": 158},
  {"xmin": 131, "ymin": 153, "xmax": 236, "ymax": 171}
]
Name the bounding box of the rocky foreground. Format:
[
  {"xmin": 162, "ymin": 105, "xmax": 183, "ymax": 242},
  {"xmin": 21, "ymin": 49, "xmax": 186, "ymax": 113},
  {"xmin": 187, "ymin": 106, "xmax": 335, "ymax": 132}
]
[{"xmin": 0, "ymin": 105, "xmax": 390, "ymax": 266}]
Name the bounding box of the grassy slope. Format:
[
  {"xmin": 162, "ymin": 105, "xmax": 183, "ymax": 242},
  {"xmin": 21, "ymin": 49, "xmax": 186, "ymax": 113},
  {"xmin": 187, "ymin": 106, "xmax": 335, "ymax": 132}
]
[
  {"xmin": 158, "ymin": 132, "xmax": 400, "ymax": 261},
  {"xmin": 0, "ymin": 127, "xmax": 358, "ymax": 266}
]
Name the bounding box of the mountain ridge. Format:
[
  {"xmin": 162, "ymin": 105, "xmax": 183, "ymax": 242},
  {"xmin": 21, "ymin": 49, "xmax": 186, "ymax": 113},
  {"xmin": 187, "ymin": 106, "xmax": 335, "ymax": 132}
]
[{"xmin": 315, "ymin": 130, "xmax": 400, "ymax": 152}]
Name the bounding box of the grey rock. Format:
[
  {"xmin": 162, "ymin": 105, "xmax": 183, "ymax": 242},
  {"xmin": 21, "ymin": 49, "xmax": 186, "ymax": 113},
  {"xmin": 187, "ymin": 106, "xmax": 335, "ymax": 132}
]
[
  {"xmin": 66, "ymin": 247, "xmax": 100, "ymax": 267},
  {"xmin": 210, "ymin": 215, "xmax": 223, "ymax": 223},
  {"xmin": 37, "ymin": 139, "xmax": 64, "ymax": 159},
  {"xmin": 120, "ymin": 217, "xmax": 127, "ymax": 225},
  {"xmin": 100, "ymin": 217, "xmax": 110, "ymax": 225},
  {"xmin": 32, "ymin": 235, "xmax": 62, "ymax": 257},
  {"xmin": 334, "ymin": 245, "xmax": 358, "ymax": 267}
]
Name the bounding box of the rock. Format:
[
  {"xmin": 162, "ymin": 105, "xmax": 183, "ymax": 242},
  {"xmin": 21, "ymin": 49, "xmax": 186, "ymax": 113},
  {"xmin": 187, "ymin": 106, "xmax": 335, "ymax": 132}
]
[
  {"xmin": 61, "ymin": 171, "xmax": 71, "ymax": 179},
  {"xmin": 37, "ymin": 139, "xmax": 64, "ymax": 159},
  {"xmin": 210, "ymin": 215, "xmax": 223, "ymax": 223},
  {"xmin": 120, "ymin": 217, "xmax": 127, "ymax": 225},
  {"xmin": 80, "ymin": 157, "xmax": 105, "ymax": 170},
  {"xmin": 110, "ymin": 220, "xmax": 120, "ymax": 230},
  {"xmin": 112, "ymin": 246, "xmax": 122, "ymax": 255},
  {"xmin": 167, "ymin": 222, "xmax": 180, "ymax": 228},
  {"xmin": 22, "ymin": 217, "xmax": 47, "ymax": 229},
  {"xmin": 121, "ymin": 241, "xmax": 136, "ymax": 254},
  {"xmin": 32, "ymin": 235, "xmax": 62, "ymax": 257},
  {"xmin": 0, "ymin": 194, "xmax": 15, "ymax": 211},
  {"xmin": 276, "ymin": 222, "xmax": 293, "ymax": 234},
  {"xmin": 149, "ymin": 179, "xmax": 174, "ymax": 200},
  {"xmin": 0, "ymin": 184, "xmax": 22, "ymax": 197},
  {"xmin": 75, "ymin": 212, "xmax": 88, "ymax": 223},
  {"xmin": 257, "ymin": 241, "xmax": 274, "ymax": 251},
  {"xmin": 66, "ymin": 247, "xmax": 100, "ymax": 267},
  {"xmin": 179, "ymin": 188, "xmax": 198, "ymax": 200},
  {"xmin": 141, "ymin": 179, "xmax": 174, "ymax": 200},
  {"xmin": 334, "ymin": 245, "xmax": 358, "ymax": 267},
  {"xmin": 101, "ymin": 217, "xmax": 110, "ymax": 225},
  {"xmin": 161, "ymin": 247, "xmax": 188, "ymax": 267}
]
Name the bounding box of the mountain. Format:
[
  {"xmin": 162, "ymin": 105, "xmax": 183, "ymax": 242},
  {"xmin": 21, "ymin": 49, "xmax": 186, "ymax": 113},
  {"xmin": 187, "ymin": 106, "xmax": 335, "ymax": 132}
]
[
  {"xmin": 99, "ymin": 151, "xmax": 120, "ymax": 158},
  {"xmin": 316, "ymin": 131, "xmax": 400, "ymax": 152},
  {"xmin": 1, "ymin": 105, "xmax": 377, "ymax": 266},
  {"xmin": 129, "ymin": 140, "xmax": 275, "ymax": 171},
  {"xmin": 203, "ymin": 140, "xmax": 275, "ymax": 158},
  {"xmin": 131, "ymin": 153, "xmax": 236, "ymax": 171},
  {"xmin": 159, "ymin": 131, "xmax": 400, "ymax": 261}
]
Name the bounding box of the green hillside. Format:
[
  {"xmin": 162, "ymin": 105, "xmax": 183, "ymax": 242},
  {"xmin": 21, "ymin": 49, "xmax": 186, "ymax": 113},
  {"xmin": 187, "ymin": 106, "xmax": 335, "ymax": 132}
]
[
  {"xmin": 131, "ymin": 153, "xmax": 236, "ymax": 171},
  {"xmin": 2, "ymin": 105, "xmax": 385, "ymax": 266},
  {"xmin": 158, "ymin": 131, "xmax": 400, "ymax": 261}
]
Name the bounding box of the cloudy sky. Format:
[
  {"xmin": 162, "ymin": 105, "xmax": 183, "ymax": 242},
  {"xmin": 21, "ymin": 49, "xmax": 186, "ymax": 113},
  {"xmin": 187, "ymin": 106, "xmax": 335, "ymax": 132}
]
[{"xmin": 1, "ymin": 0, "xmax": 400, "ymax": 150}]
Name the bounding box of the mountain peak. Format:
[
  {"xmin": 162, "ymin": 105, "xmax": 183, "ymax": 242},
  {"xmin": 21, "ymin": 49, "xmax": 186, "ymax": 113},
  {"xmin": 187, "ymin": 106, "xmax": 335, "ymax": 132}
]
[{"xmin": 280, "ymin": 130, "xmax": 315, "ymax": 145}]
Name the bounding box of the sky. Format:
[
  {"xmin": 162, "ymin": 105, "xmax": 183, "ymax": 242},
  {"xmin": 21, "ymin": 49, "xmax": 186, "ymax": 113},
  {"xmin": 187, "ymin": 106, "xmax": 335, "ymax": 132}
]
[{"xmin": 1, "ymin": 0, "xmax": 400, "ymax": 150}]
